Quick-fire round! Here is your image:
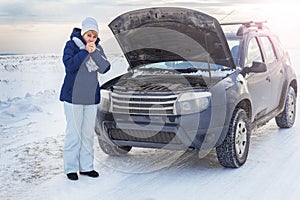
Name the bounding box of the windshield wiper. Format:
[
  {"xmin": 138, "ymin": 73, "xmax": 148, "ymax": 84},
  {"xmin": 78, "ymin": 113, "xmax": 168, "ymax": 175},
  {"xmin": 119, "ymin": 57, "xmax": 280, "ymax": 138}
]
[
  {"xmin": 175, "ymin": 68, "xmax": 199, "ymax": 73},
  {"xmin": 220, "ymin": 67, "xmax": 233, "ymax": 71}
]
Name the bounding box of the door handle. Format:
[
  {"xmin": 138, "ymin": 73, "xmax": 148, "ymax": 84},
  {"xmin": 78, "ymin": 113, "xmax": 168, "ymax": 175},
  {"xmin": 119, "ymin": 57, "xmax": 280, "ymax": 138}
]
[{"xmin": 266, "ymin": 76, "xmax": 271, "ymax": 82}]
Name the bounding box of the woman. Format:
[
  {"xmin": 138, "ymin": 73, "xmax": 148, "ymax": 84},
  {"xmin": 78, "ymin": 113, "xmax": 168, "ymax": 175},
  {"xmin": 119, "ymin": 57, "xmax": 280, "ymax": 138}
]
[{"xmin": 59, "ymin": 17, "xmax": 110, "ymax": 180}]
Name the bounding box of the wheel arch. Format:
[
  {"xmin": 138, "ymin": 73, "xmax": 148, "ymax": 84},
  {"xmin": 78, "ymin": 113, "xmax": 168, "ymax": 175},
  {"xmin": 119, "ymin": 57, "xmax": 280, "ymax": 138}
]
[
  {"xmin": 216, "ymin": 98, "xmax": 252, "ymax": 147},
  {"xmin": 278, "ymin": 79, "xmax": 297, "ymax": 112},
  {"xmin": 236, "ymin": 99, "xmax": 252, "ymax": 120},
  {"xmin": 290, "ymin": 79, "xmax": 297, "ymax": 96}
]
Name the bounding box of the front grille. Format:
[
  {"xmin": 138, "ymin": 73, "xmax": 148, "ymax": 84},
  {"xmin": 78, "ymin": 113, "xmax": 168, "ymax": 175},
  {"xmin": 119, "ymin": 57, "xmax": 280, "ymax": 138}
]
[
  {"xmin": 111, "ymin": 91, "xmax": 178, "ymax": 115},
  {"xmin": 109, "ymin": 128, "xmax": 182, "ymax": 144}
]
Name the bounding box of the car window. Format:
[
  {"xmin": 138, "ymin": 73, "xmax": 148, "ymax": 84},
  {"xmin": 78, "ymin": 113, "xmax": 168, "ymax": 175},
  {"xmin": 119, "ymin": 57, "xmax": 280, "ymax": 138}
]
[
  {"xmin": 271, "ymin": 35, "xmax": 284, "ymax": 59},
  {"xmin": 245, "ymin": 38, "xmax": 263, "ymax": 67},
  {"xmin": 133, "ymin": 61, "xmax": 234, "ymax": 79},
  {"xmin": 139, "ymin": 61, "xmax": 227, "ymax": 71},
  {"xmin": 227, "ymin": 39, "xmax": 240, "ymax": 50},
  {"xmin": 227, "ymin": 38, "xmax": 241, "ymax": 65},
  {"xmin": 260, "ymin": 36, "xmax": 277, "ymax": 64}
]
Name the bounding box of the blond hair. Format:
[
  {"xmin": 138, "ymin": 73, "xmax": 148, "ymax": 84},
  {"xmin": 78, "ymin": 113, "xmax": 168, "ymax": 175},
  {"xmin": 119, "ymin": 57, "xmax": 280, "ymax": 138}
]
[{"xmin": 83, "ymin": 30, "xmax": 98, "ymax": 38}]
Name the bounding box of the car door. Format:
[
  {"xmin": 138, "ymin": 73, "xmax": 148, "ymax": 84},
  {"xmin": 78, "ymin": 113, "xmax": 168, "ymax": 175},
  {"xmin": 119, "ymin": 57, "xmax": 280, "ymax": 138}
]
[
  {"xmin": 258, "ymin": 36, "xmax": 285, "ymax": 112},
  {"xmin": 244, "ymin": 37, "xmax": 272, "ymax": 121}
]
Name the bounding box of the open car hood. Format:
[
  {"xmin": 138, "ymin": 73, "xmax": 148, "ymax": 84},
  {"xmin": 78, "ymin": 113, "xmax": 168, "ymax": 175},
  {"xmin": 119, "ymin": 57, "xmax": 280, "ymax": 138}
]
[{"xmin": 109, "ymin": 7, "xmax": 235, "ymax": 69}]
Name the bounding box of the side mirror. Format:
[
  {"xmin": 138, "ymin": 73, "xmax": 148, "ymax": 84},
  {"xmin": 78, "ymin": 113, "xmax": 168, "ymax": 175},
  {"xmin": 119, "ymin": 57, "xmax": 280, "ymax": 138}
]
[{"xmin": 240, "ymin": 61, "xmax": 267, "ymax": 77}]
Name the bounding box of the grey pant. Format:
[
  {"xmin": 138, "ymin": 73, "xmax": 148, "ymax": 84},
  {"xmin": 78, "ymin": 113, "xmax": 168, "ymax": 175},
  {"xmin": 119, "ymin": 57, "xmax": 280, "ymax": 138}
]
[{"xmin": 63, "ymin": 102, "xmax": 97, "ymax": 174}]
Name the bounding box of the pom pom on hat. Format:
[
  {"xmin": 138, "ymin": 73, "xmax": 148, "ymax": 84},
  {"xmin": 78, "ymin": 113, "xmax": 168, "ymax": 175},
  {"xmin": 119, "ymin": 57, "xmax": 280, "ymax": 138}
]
[{"xmin": 81, "ymin": 17, "xmax": 99, "ymax": 36}]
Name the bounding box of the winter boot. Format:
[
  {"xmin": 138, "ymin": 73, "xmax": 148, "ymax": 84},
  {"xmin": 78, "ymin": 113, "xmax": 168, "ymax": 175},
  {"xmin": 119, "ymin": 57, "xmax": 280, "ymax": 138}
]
[
  {"xmin": 79, "ymin": 170, "xmax": 99, "ymax": 178},
  {"xmin": 67, "ymin": 173, "xmax": 78, "ymax": 180}
]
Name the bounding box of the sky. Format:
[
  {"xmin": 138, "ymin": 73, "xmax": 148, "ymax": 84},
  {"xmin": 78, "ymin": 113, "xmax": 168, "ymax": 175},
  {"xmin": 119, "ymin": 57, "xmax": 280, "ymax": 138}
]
[{"xmin": 0, "ymin": 0, "xmax": 299, "ymax": 54}]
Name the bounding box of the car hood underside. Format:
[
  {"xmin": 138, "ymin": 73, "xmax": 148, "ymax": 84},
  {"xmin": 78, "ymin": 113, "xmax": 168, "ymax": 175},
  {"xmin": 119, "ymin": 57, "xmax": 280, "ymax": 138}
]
[{"xmin": 109, "ymin": 7, "xmax": 235, "ymax": 69}]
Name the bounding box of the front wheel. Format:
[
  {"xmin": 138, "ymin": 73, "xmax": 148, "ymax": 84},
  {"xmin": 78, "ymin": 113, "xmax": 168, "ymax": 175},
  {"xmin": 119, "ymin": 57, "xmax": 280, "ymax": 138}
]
[
  {"xmin": 216, "ymin": 108, "xmax": 251, "ymax": 168},
  {"xmin": 98, "ymin": 137, "xmax": 132, "ymax": 156},
  {"xmin": 95, "ymin": 124, "xmax": 132, "ymax": 156},
  {"xmin": 275, "ymin": 86, "xmax": 296, "ymax": 128}
]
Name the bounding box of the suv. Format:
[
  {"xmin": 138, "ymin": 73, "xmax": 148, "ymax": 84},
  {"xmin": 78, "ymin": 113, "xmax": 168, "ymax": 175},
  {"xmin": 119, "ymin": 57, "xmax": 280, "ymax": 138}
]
[{"xmin": 95, "ymin": 7, "xmax": 297, "ymax": 168}]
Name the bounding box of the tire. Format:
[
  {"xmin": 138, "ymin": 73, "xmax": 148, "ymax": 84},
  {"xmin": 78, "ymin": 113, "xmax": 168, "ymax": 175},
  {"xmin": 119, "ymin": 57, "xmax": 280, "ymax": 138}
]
[
  {"xmin": 98, "ymin": 136, "xmax": 132, "ymax": 156},
  {"xmin": 275, "ymin": 86, "xmax": 296, "ymax": 128},
  {"xmin": 216, "ymin": 108, "xmax": 251, "ymax": 168}
]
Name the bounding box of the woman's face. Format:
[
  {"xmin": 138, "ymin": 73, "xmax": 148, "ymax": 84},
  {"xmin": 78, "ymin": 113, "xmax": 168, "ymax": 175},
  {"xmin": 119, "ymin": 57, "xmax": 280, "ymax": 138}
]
[{"xmin": 83, "ymin": 30, "xmax": 98, "ymax": 44}]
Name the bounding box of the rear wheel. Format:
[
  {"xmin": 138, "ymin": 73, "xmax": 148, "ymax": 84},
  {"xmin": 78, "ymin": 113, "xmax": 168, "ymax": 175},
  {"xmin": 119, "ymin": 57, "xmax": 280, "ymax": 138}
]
[
  {"xmin": 275, "ymin": 86, "xmax": 296, "ymax": 128},
  {"xmin": 216, "ymin": 108, "xmax": 251, "ymax": 168}
]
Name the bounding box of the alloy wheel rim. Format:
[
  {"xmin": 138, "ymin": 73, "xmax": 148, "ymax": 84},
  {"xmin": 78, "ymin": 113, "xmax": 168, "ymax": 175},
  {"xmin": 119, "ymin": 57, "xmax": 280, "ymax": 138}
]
[
  {"xmin": 288, "ymin": 93, "xmax": 295, "ymax": 122},
  {"xmin": 235, "ymin": 120, "xmax": 247, "ymax": 159}
]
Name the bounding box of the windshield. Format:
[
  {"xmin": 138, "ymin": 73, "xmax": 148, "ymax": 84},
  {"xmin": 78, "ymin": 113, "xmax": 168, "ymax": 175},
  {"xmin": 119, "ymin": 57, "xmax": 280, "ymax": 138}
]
[
  {"xmin": 137, "ymin": 61, "xmax": 231, "ymax": 71},
  {"xmin": 132, "ymin": 61, "xmax": 234, "ymax": 79}
]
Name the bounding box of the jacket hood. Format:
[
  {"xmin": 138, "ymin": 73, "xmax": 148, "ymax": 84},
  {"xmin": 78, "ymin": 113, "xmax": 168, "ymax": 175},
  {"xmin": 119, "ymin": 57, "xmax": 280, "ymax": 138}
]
[
  {"xmin": 108, "ymin": 7, "xmax": 235, "ymax": 69},
  {"xmin": 70, "ymin": 28, "xmax": 100, "ymax": 45}
]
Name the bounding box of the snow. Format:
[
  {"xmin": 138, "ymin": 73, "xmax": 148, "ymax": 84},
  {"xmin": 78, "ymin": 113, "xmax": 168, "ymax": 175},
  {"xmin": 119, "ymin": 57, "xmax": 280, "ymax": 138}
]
[{"xmin": 1, "ymin": 49, "xmax": 300, "ymax": 200}]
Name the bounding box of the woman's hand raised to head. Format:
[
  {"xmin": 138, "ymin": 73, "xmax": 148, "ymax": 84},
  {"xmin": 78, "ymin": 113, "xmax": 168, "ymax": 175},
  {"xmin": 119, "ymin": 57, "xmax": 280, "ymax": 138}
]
[{"xmin": 86, "ymin": 42, "xmax": 96, "ymax": 53}]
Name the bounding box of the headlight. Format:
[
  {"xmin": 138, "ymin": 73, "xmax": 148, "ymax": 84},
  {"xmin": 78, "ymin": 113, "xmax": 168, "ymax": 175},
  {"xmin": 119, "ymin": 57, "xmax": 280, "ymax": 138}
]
[
  {"xmin": 175, "ymin": 92, "xmax": 211, "ymax": 115},
  {"xmin": 99, "ymin": 89, "xmax": 111, "ymax": 112}
]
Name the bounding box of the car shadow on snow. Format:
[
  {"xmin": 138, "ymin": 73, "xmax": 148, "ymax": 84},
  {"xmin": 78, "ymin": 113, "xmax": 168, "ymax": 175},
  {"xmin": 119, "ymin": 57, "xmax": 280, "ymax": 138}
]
[
  {"xmin": 94, "ymin": 119, "xmax": 294, "ymax": 174},
  {"xmin": 94, "ymin": 147, "xmax": 222, "ymax": 174}
]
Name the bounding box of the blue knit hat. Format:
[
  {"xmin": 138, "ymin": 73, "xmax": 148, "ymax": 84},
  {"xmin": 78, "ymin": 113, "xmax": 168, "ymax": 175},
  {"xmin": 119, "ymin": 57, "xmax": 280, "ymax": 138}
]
[{"xmin": 81, "ymin": 17, "xmax": 99, "ymax": 36}]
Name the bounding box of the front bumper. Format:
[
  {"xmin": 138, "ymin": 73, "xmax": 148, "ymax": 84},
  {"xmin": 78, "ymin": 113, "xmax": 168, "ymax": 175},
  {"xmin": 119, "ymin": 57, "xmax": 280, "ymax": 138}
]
[{"xmin": 96, "ymin": 108, "xmax": 228, "ymax": 151}]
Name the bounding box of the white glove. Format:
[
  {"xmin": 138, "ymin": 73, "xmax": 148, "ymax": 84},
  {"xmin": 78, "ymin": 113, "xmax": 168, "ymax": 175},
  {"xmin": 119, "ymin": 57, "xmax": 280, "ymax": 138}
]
[{"xmin": 72, "ymin": 37, "xmax": 85, "ymax": 50}]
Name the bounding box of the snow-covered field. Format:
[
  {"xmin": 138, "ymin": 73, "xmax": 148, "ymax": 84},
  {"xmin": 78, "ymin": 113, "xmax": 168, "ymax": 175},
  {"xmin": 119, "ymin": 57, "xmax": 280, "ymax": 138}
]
[{"xmin": 0, "ymin": 50, "xmax": 300, "ymax": 200}]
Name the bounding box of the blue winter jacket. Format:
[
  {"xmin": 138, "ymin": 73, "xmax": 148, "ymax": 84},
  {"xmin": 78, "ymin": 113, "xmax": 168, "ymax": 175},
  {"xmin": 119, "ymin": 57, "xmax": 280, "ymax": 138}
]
[{"xmin": 59, "ymin": 28, "xmax": 110, "ymax": 105}]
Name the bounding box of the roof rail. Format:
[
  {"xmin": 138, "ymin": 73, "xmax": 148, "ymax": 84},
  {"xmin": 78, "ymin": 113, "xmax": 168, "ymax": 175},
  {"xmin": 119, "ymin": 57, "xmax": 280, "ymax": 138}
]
[
  {"xmin": 221, "ymin": 21, "xmax": 267, "ymax": 28},
  {"xmin": 221, "ymin": 21, "xmax": 268, "ymax": 36}
]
